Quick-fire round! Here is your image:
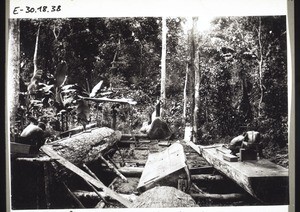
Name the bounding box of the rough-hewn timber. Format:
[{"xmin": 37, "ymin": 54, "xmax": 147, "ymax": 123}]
[{"xmin": 187, "ymin": 142, "xmax": 289, "ymax": 204}]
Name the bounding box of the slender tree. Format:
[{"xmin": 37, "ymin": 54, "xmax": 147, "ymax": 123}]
[
  {"xmin": 8, "ymin": 19, "xmax": 20, "ymax": 141},
  {"xmin": 160, "ymin": 16, "xmax": 167, "ymax": 117}
]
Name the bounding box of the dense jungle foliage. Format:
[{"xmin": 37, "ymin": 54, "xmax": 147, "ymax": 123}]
[{"xmin": 11, "ymin": 16, "xmax": 288, "ymax": 166}]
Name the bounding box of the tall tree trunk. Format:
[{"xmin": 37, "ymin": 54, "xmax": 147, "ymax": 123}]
[
  {"xmin": 192, "ymin": 17, "xmax": 201, "ymax": 143},
  {"xmin": 193, "ymin": 49, "xmax": 201, "ymax": 143},
  {"xmin": 8, "ymin": 19, "xmax": 20, "ymax": 142},
  {"xmin": 33, "ymin": 24, "xmax": 40, "ymax": 76},
  {"xmin": 257, "ymin": 17, "xmax": 264, "ymax": 117},
  {"xmin": 160, "ymin": 16, "xmax": 167, "ymax": 118},
  {"xmin": 183, "ymin": 63, "xmax": 189, "ymax": 125}
]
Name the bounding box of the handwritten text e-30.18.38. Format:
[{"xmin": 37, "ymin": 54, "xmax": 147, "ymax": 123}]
[{"xmin": 13, "ymin": 6, "xmax": 61, "ymax": 15}]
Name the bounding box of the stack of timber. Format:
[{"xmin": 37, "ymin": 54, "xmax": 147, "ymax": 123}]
[{"xmin": 187, "ymin": 142, "xmax": 289, "ymax": 204}]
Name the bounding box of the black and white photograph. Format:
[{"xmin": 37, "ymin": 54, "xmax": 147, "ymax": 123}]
[{"xmin": 6, "ymin": 0, "xmax": 294, "ymax": 211}]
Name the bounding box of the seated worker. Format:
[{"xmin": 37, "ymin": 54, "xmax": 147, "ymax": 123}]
[
  {"xmin": 229, "ymin": 131, "xmax": 263, "ymax": 157},
  {"xmin": 229, "ymin": 133, "xmax": 246, "ymax": 155},
  {"xmin": 19, "ymin": 122, "xmax": 47, "ymax": 152}
]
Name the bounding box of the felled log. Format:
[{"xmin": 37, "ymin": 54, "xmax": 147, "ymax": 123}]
[
  {"xmin": 132, "ymin": 186, "xmax": 198, "ymax": 208},
  {"xmin": 73, "ymin": 190, "xmax": 137, "ymax": 203},
  {"xmin": 190, "ymin": 193, "xmax": 245, "ymax": 201},
  {"xmin": 41, "ymin": 127, "xmax": 121, "ymax": 168},
  {"xmin": 118, "ymin": 167, "xmax": 144, "ymax": 177},
  {"xmin": 191, "ymin": 174, "xmax": 224, "ymax": 182},
  {"xmin": 190, "ymin": 183, "xmax": 245, "ymax": 201}
]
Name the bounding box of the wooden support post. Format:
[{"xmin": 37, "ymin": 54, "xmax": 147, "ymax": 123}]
[
  {"xmin": 82, "ymin": 163, "xmax": 100, "ymax": 181},
  {"xmin": 107, "ymin": 156, "xmax": 119, "ymax": 169},
  {"xmin": 83, "ymin": 179, "xmax": 108, "ymax": 204},
  {"xmin": 112, "ymin": 106, "xmax": 117, "ymax": 130},
  {"xmin": 99, "ymin": 155, "xmax": 128, "ymax": 182},
  {"xmin": 62, "ymin": 182, "xmax": 85, "ymax": 208}
]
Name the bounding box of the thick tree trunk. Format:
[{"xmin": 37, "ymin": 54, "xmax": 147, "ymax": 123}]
[
  {"xmin": 41, "ymin": 127, "xmax": 121, "ymax": 169},
  {"xmin": 192, "ymin": 17, "xmax": 201, "ymax": 143},
  {"xmin": 8, "ymin": 19, "xmax": 20, "ymax": 142}
]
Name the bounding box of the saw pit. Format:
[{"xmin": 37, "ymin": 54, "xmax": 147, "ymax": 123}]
[{"xmin": 11, "ymin": 129, "xmax": 277, "ymax": 209}]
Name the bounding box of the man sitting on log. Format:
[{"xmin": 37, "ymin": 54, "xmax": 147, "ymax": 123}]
[{"xmin": 18, "ymin": 121, "xmax": 48, "ymax": 152}]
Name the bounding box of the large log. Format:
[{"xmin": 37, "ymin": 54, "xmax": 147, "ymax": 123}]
[
  {"xmin": 73, "ymin": 190, "xmax": 137, "ymax": 203},
  {"xmin": 42, "ymin": 127, "xmax": 121, "ymax": 167}
]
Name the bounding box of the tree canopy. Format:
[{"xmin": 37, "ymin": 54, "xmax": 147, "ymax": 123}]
[{"xmin": 14, "ymin": 16, "xmax": 287, "ymax": 149}]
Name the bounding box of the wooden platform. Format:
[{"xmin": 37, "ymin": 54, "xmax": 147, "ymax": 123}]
[
  {"xmin": 137, "ymin": 143, "xmax": 190, "ymax": 193},
  {"xmin": 187, "ymin": 142, "xmax": 289, "ymax": 204}
]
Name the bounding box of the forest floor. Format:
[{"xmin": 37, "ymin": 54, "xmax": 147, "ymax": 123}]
[{"xmin": 263, "ymin": 144, "xmax": 289, "ymax": 168}]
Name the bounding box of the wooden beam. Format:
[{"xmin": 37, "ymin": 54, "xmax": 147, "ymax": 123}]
[
  {"xmin": 59, "ymin": 123, "xmax": 97, "ymax": 138},
  {"xmin": 15, "ymin": 156, "xmax": 57, "ymax": 163},
  {"xmin": 118, "ymin": 166, "xmax": 144, "ymax": 177},
  {"xmin": 191, "ymin": 174, "xmax": 224, "ymax": 182},
  {"xmin": 137, "ymin": 143, "xmax": 190, "ymax": 193},
  {"xmin": 190, "ymin": 192, "xmax": 245, "ymax": 201},
  {"xmin": 41, "ymin": 146, "xmax": 133, "ymax": 208},
  {"xmin": 193, "ymin": 143, "xmax": 289, "ymax": 204}
]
